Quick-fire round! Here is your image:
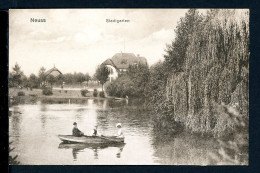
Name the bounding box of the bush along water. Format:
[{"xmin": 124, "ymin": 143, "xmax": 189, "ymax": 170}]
[
  {"xmin": 93, "ymin": 89, "xmax": 98, "ymax": 97},
  {"xmin": 80, "ymin": 89, "xmax": 88, "ymax": 97},
  {"xmin": 17, "ymin": 91, "xmax": 25, "ymax": 96},
  {"xmin": 99, "ymin": 91, "xmax": 105, "ymax": 98},
  {"xmin": 106, "ymin": 63, "xmax": 150, "ymax": 98},
  {"xmin": 42, "ymin": 87, "xmax": 53, "ymax": 96}
]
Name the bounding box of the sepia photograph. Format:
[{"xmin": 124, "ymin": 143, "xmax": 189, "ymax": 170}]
[{"xmin": 8, "ymin": 9, "xmax": 249, "ymax": 165}]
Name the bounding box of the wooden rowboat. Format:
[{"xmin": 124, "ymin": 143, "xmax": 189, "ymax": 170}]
[
  {"xmin": 58, "ymin": 141, "xmax": 126, "ymax": 150},
  {"xmin": 58, "ymin": 135, "xmax": 124, "ymax": 144}
]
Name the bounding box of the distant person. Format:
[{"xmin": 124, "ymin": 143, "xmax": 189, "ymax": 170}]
[
  {"xmin": 116, "ymin": 123, "xmax": 124, "ymax": 138},
  {"xmin": 125, "ymin": 95, "xmax": 128, "ymax": 99},
  {"xmin": 91, "ymin": 125, "xmax": 102, "ymax": 137},
  {"xmin": 72, "ymin": 122, "xmax": 84, "ymax": 137}
]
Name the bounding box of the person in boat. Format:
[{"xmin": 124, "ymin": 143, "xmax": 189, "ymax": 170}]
[
  {"xmin": 72, "ymin": 122, "xmax": 84, "ymax": 137},
  {"xmin": 91, "ymin": 125, "xmax": 102, "ymax": 137},
  {"xmin": 116, "ymin": 123, "xmax": 124, "ymax": 138}
]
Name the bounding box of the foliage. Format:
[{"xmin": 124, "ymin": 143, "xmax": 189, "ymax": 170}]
[
  {"xmin": 28, "ymin": 73, "xmax": 39, "ymax": 89},
  {"xmin": 93, "ymin": 89, "xmax": 98, "ymax": 97},
  {"xmin": 95, "ymin": 65, "xmax": 109, "ymax": 91},
  {"xmin": 17, "ymin": 91, "xmax": 25, "ymax": 96},
  {"xmin": 149, "ymin": 9, "xmax": 249, "ymax": 136},
  {"xmin": 10, "ymin": 63, "xmax": 24, "ymax": 87},
  {"xmin": 99, "ymin": 91, "xmax": 105, "ymax": 98},
  {"xmin": 84, "ymin": 73, "xmax": 91, "ymax": 86},
  {"xmin": 164, "ymin": 9, "xmax": 204, "ymax": 73},
  {"xmin": 38, "ymin": 67, "xmax": 46, "ymax": 87},
  {"xmin": 80, "ymin": 89, "xmax": 88, "ymax": 97},
  {"xmin": 76, "ymin": 72, "xmax": 85, "ymax": 85},
  {"xmin": 42, "ymin": 87, "xmax": 53, "ymax": 96},
  {"xmin": 9, "ymin": 142, "xmax": 20, "ymax": 165},
  {"xmin": 106, "ymin": 75, "xmax": 135, "ymax": 97},
  {"xmin": 145, "ymin": 61, "xmax": 168, "ymax": 104},
  {"xmin": 208, "ymin": 104, "xmax": 248, "ymax": 165},
  {"xmin": 106, "ymin": 63, "xmax": 150, "ymax": 98},
  {"xmin": 46, "ymin": 74, "xmax": 56, "ymax": 88}
]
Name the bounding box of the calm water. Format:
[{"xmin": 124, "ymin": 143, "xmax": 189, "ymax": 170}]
[{"xmin": 9, "ymin": 98, "xmax": 219, "ymax": 165}]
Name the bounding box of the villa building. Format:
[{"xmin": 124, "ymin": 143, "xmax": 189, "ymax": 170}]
[{"xmin": 102, "ymin": 53, "xmax": 147, "ymax": 82}]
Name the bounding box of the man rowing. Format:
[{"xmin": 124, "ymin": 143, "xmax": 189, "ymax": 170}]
[{"xmin": 72, "ymin": 122, "xmax": 84, "ymax": 137}]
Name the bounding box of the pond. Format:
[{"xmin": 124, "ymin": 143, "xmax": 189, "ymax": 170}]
[{"xmin": 9, "ymin": 98, "xmax": 221, "ymax": 165}]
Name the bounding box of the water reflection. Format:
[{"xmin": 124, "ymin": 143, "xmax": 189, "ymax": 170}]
[
  {"xmin": 9, "ymin": 97, "xmax": 237, "ymax": 165},
  {"xmin": 58, "ymin": 142, "xmax": 126, "ymax": 161}
]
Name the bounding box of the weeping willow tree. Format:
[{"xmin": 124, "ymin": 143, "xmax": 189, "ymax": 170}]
[{"xmin": 152, "ymin": 9, "xmax": 249, "ymax": 137}]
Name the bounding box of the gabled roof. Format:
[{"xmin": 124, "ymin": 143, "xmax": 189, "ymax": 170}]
[
  {"xmin": 45, "ymin": 66, "xmax": 62, "ymax": 77},
  {"xmin": 103, "ymin": 53, "xmax": 147, "ymax": 69},
  {"xmin": 102, "ymin": 59, "xmax": 115, "ymax": 67}
]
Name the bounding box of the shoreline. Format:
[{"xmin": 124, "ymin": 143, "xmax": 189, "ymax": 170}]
[{"xmin": 9, "ymin": 87, "xmax": 116, "ymax": 106}]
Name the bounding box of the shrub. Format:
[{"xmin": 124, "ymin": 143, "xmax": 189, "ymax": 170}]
[
  {"xmin": 42, "ymin": 87, "xmax": 53, "ymax": 96},
  {"xmin": 93, "ymin": 89, "xmax": 98, "ymax": 97},
  {"xmin": 99, "ymin": 91, "xmax": 105, "ymax": 98},
  {"xmin": 81, "ymin": 89, "xmax": 88, "ymax": 97},
  {"xmin": 17, "ymin": 91, "xmax": 25, "ymax": 96}
]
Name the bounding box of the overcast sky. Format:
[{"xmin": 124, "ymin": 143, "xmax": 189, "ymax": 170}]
[{"xmin": 10, "ymin": 9, "xmax": 191, "ymax": 76}]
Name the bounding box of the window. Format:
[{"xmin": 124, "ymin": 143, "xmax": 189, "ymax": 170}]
[{"xmin": 121, "ymin": 59, "xmax": 127, "ymax": 64}]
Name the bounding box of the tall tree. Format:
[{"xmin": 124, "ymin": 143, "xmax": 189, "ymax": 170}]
[
  {"xmin": 38, "ymin": 67, "xmax": 46, "ymax": 87},
  {"xmin": 164, "ymin": 9, "xmax": 203, "ymax": 73},
  {"xmin": 47, "ymin": 74, "xmax": 56, "ymax": 88},
  {"xmin": 127, "ymin": 63, "xmax": 150, "ymax": 96},
  {"xmin": 76, "ymin": 72, "xmax": 85, "ymax": 87},
  {"xmin": 85, "ymin": 73, "xmax": 91, "ymax": 86},
  {"xmin": 28, "ymin": 74, "xmax": 39, "ymax": 89},
  {"xmin": 12, "ymin": 63, "xmax": 24, "ymax": 88},
  {"xmin": 95, "ymin": 65, "xmax": 109, "ymax": 91}
]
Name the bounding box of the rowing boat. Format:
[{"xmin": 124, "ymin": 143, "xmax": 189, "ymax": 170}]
[
  {"xmin": 58, "ymin": 135, "xmax": 124, "ymax": 144},
  {"xmin": 58, "ymin": 141, "xmax": 126, "ymax": 150}
]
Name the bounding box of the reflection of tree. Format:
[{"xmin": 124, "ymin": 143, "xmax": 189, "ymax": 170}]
[
  {"xmin": 40, "ymin": 103, "xmax": 47, "ymax": 112},
  {"xmin": 40, "ymin": 114, "xmax": 46, "ymax": 129},
  {"xmin": 10, "ymin": 108, "xmax": 22, "ymax": 139},
  {"xmin": 93, "ymin": 99, "xmax": 99, "ymax": 105}
]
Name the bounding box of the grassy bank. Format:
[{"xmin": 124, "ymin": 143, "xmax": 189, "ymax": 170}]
[{"xmin": 9, "ymin": 87, "xmax": 112, "ymax": 100}]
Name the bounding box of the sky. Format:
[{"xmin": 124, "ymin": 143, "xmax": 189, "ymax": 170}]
[{"xmin": 9, "ymin": 9, "xmax": 191, "ymax": 76}]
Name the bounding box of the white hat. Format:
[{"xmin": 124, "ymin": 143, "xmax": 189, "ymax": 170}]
[{"xmin": 116, "ymin": 123, "xmax": 122, "ymax": 127}]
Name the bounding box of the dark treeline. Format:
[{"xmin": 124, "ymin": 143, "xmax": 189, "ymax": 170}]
[
  {"xmin": 9, "ymin": 65, "xmax": 93, "ymax": 89},
  {"xmin": 151, "ymin": 9, "xmax": 249, "ymax": 136}
]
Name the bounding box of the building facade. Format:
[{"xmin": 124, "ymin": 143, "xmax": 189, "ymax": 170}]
[{"xmin": 102, "ymin": 53, "xmax": 147, "ymax": 82}]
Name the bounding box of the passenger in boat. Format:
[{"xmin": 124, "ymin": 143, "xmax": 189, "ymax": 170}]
[
  {"xmin": 72, "ymin": 122, "xmax": 84, "ymax": 137},
  {"xmin": 116, "ymin": 123, "xmax": 124, "ymax": 138},
  {"xmin": 91, "ymin": 125, "xmax": 102, "ymax": 137}
]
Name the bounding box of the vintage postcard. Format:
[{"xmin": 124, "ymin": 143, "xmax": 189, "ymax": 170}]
[{"xmin": 9, "ymin": 9, "xmax": 249, "ymax": 165}]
